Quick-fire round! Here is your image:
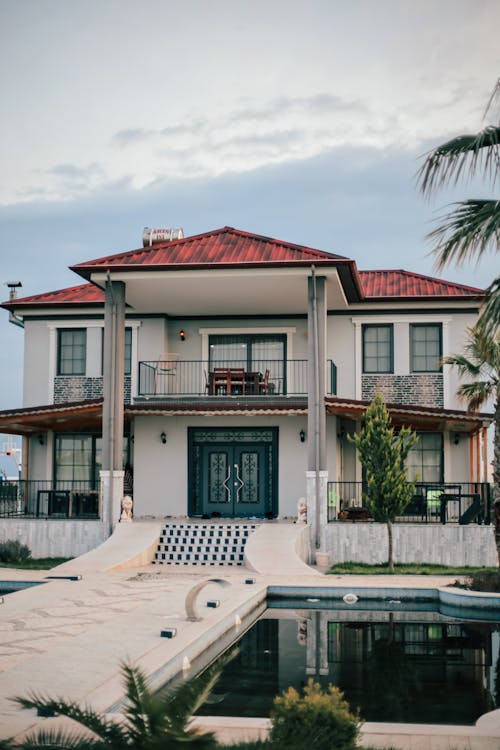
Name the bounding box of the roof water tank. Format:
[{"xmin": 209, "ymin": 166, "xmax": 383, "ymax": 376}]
[{"xmin": 142, "ymin": 227, "xmax": 184, "ymax": 246}]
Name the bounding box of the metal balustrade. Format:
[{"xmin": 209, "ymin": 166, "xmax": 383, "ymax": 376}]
[
  {"xmin": 138, "ymin": 359, "xmax": 337, "ymax": 398},
  {"xmin": 327, "ymin": 481, "xmax": 492, "ymax": 524},
  {"xmin": 0, "ymin": 480, "xmax": 100, "ymax": 519}
]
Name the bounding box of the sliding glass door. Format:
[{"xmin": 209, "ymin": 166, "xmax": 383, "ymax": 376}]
[{"xmin": 208, "ymin": 334, "xmax": 286, "ymax": 394}]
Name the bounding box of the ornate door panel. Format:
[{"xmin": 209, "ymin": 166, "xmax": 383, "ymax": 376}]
[{"xmin": 189, "ymin": 428, "xmax": 277, "ymax": 518}]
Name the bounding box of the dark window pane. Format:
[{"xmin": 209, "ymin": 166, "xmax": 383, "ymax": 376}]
[
  {"xmin": 362, "ymin": 325, "xmax": 393, "ymax": 373},
  {"xmin": 58, "ymin": 329, "xmax": 86, "ymax": 375}
]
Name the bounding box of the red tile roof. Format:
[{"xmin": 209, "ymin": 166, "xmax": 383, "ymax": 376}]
[
  {"xmin": 359, "ymin": 270, "xmax": 483, "ymax": 299},
  {"xmin": 2, "ymin": 283, "xmax": 105, "ymax": 309},
  {"xmin": 1, "ymin": 229, "xmax": 484, "ymax": 310},
  {"xmin": 71, "ymin": 226, "xmax": 350, "ymax": 274}
]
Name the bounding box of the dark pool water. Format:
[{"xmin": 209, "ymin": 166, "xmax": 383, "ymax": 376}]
[
  {"xmin": 0, "ymin": 581, "xmax": 43, "ymax": 596},
  {"xmin": 196, "ymin": 603, "xmax": 500, "ymax": 725}
]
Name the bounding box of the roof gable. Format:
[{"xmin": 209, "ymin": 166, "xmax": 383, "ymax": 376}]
[{"xmin": 70, "ymin": 226, "xmax": 350, "ymax": 274}]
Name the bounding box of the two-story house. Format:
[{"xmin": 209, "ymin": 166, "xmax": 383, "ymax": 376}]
[{"xmin": 0, "ymin": 226, "xmax": 493, "ymax": 561}]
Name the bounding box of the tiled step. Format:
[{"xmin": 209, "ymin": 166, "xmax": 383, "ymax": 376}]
[{"xmin": 153, "ymin": 522, "xmax": 258, "ymax": 567}]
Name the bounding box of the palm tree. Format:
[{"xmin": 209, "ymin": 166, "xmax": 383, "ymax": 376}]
[
  {"xmin": 417, "ymin": 78, "xmax": 500, "ymax": 334},
  {"xmin": 442, "ymin": 323, "xmax": 500, "ymax": 561},
  {"xmin": 0, "ymin": 653, "xmax": 234, "ymax": 750}
]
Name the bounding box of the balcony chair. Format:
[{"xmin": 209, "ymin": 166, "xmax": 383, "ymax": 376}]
[
  {"xmin": 211, "ymin": 367, "xmax": 230, "ymax": 395},
  {"xmin": 154, "ymin": 353, "xmax": 180, "ymax": 394},
  {"xmin": 228, "ymin": 368, "xmax": 246, "ymax": 395},
  {"xmin": 259, "ymin": 368, "xmax": 271, "ymax": 395}
]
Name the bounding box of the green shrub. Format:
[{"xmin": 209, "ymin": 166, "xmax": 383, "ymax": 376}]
[
  {"xmin": 0, "ymin": 540, "xmax": 32, "ymax": 564},
  {"xmin": 269, "ymin": 678, "xmax": 360, "ymax": 750}
]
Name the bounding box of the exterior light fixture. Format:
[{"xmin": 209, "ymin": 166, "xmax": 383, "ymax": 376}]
[
  {"xmin": 160, "ymin": 431, "xmax": 167, "ymax": 444},
  {"xmin": 38, "ymin": 434, "xmax": 45, "ymax": 446},
  {"xmin": 453, "ymin": 433, "xmax": 460, "ymax": 445},
  {"xmin": 299, "ymin": 429, "xmax": 306, "ymax": 443},
  {"xmin": 179, "ymin": 330, "xmax": 186, "ymax": 341}
]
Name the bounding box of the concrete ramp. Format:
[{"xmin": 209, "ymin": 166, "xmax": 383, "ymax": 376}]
[
  {"xmin": 51, "ymin": 521, "xmax": 164, "ymax": 574},
  {"xmin": 244, "ymin": 522, "xmax": 321, "ymax": 576}
]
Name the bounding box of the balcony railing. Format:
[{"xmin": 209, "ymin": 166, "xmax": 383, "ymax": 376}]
[
  {"xmin": 0, "ymin": 480, "xmax": 100, "ymax": 519},
  {"xmin": 327, "ymin": 481, "xmax": 492, "ymax": 524},
  {"xmin": 138, "ymin": 359, "xmax": 337, "ymax": 398}
]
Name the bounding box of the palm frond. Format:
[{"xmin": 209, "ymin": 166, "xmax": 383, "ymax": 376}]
[
  {"xmin": 484, "ymin": 77, "xmax": 500, "ymax": 121},
  {"xmin": 479, "ymin": 274, "xmax": 500, "ymax": 337},
  {"xmin": 457, "ymin": 380, "xmax": 495, "ymax": 411},
  {"xmin": 119, "ymin": 663, "xmax": 151, "ymax": 739},
  {"xmin": 442, "ymin": 352, "xmax": 481, "ymax": 378},
  {"xmin": 427, "ymin": 198, "xmax": 500, "ymax": 269},
  {"xmin": 13, "ymin": 696, "xmax": 125, "ymax": 747},
  {"xmin": 10, "ymin": 727, "xmax": 100, "ymax": 750},
  {"xmin": 120, "ymin": 666, "xmax": 170, "ymax": 746},
  {"xmin": 418, "ymin": 126, "xmax": 500, "ymax": 197},
  {"xmin": 163, "ymin": 649, "xmax": 237, "ymax": 732}
]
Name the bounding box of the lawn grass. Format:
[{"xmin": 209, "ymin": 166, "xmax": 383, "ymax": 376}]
[
  {"xmin": 326, "ymin": 562, "xmax": 499, "ymax": 575},
  {"xmin": 0, "ymin": 557, "xmax": 72, "ymax": 570}
]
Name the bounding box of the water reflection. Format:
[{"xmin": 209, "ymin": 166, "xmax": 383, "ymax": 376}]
[{"xmin": 197, "ymin": 606, "xmax": 500, "ymax": 725}]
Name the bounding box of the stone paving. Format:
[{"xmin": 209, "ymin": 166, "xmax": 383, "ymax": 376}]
[{"xmin": 0, "ymin": 525, "xmax": 499, "ymax": 748}]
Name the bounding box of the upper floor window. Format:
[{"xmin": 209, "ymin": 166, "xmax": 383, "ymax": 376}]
[
  {"xmin": 57, "ymin": 329, "xmax": 86, "ymax": 375},
  {"xmin": 362, "ymin": 324, "xmax": 393, "ymax": 373},
  {"xmin": 410, "ymin": 324, "xmax": 442, "ymax": 372},
  {"xmin": 101, "ymin": 327, "xmax": 132, "ymax": 376}
]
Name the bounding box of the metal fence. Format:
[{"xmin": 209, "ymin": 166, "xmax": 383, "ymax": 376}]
[
  {"xmin": 0, "ymin": 480, "xmax": 100, "ymax": 519},
  {"xmin": 138, "ymin": 359, "xmax": 337, "ymax": 397},
  {"xmin": 327, "ymin": 481, "xmax": 492, "ymax": 525}
]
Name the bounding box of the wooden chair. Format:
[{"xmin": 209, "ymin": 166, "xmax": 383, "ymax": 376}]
[
  {"xmin": 154, "ymin": 353, "xmax": 180, "ymax": 394},
  {"xmin": 228, "ymin": 368, "xmax": 245, "ymax": 395},
  {"xmin": 259, "ymin": 368, "xmax": 271, "ymax": 395},
  {"xmin": 211, "ymin": 367, "xmax": 230, "ymax": 395}
]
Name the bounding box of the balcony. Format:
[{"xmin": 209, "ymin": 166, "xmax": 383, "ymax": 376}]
[{"xmin": 137, "ymin": 359, "xmax": 337, "ymax": 398}]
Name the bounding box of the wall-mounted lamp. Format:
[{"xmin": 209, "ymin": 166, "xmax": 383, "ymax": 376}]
[
  {"xmin": 453, "ymin": 433, "xmax": 460, "ymax": 446},
  {"xmin": 299, "ymin": 429, "xmax": 306, "ymax": 443},
  {"xmin": 160, "ymin": 431, "xmax": 167, "ymax": 445},
  {"xmin": 179, "ymin": 329, "xmax": 186, "ymax": 342},
  {"xmin": 38, "ymin": 434, "xmax": 45, "ymax": 446},
  {"xmin": 337, "ymin": 426, "xmax": 346, "ymax": 440}
]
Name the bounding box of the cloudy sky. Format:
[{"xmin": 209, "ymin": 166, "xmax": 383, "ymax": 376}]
[{"xmin": 0, "ymin": 0, "xmax": 499, "ymax": 411}]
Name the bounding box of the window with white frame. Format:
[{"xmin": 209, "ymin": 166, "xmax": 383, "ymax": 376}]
[
  {"xmin": 410, "ymin": 324, "xmax": 442, "ymax": 372},
  {"xmin": 362, "ymin": 324, "xmax": 393, "ymax": 373},
  {"xmin": 57, "ymin": 329, "xmax": 86, "ymax": 375}
]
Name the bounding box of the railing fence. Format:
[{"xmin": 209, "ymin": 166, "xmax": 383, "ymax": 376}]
[
  {"xmin": 327, "ymin": 481, "xmax": 492, "ymax": 524},
  {"xmin": 0, "ymin": 480, "xmax": 100, "ymax": 519}
]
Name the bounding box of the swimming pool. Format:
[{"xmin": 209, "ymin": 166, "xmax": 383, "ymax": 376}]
[{"xmin": 193, "ymin": 599, "xmax": 500, "ymax": 726}]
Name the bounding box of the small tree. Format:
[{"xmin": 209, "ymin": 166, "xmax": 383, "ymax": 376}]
[{"xmin": 349, "ymin": 394, "xmax": 418, "ymax": 571}]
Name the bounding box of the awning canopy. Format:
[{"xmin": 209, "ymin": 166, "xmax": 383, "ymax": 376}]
[
  {"xmin": 325, "ymin": 396, "xmax": 492, "ymax": 433},
  {"xmin": 0, "ymin": 397, "xmax": 491, "ymax": 437}
]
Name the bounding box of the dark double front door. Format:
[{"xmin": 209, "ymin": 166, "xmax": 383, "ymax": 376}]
[{"xmin": 189, "ymin": 428, "xmax": 277, "ymax": 518}]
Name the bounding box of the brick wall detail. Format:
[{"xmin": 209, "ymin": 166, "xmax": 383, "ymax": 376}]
[
  {"xmin": 54, "ymin": 376, "xmax": 131, "ymax": 404},
  {"xmin": 362, "ymin": 374, "xmax": 443, "ymax": 408}
]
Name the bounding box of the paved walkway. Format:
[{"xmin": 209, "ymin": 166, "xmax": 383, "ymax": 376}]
[{"xmin": 0, "ymin": 523, "xmax": 499, "ymax": 748}]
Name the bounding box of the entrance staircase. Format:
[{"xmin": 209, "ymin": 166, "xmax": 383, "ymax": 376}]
[{"xmin": 153, "ymin": 521, "xmax": 258, "ymax": 566}]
